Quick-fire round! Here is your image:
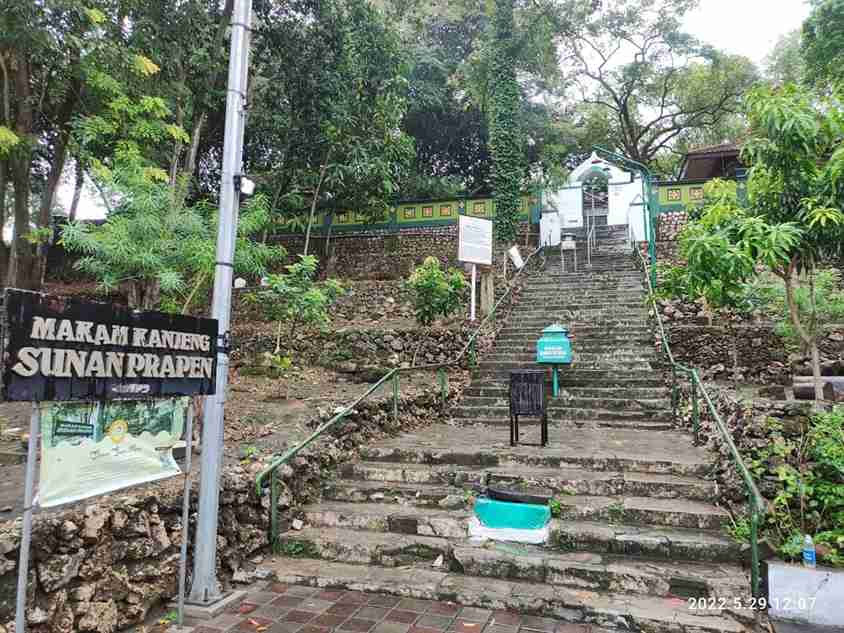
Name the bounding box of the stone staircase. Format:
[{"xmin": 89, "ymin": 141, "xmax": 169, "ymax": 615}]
[{"xmin": 264, "ymin": 227, "xmax": 756, "ymax": 633}]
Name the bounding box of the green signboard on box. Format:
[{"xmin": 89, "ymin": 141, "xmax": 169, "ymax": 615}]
[{"xmin": 536, "ymin": 324, "xmax": 572, "ymax": 364}]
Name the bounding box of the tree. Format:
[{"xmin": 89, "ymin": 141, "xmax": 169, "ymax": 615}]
[
  {"xmin": 489, "ymin": 0, "xmax": 524, "ymax": 242},
  {"xmin": 559, "ymin": 0, "xmax": 758, "ymax": 166},
  {"xmin": 61, "ymin": 164, "xmax": 283, "ymax": 311},
  {"xmin": 802, "ymin": 0, "xmax": 844, "ymax": 89},
  {"xmin": 255, "ymin": 255, "xmax": 343, "ymax": 355},
  {"xmin": 676, "ymin": 85, "xmax": 844, "ymax": 399},
  {"xmin": 247, "ymin": 0, "xmax": 412, "ymax": 254},
  {"xmin": 407, "ymin": 256, "xmax": 467, "ymax": 325},
  {"xmin": 765, "ymin": 30, "xmax": 805, "ymax": 85}
]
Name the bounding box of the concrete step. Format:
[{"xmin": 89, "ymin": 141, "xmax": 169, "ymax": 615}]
[
  {"xmin": 468, "ymin": 375, "xmax": 666, "ymax": 390},
  {"xmin": 453, "ymin": 405, "xmax": 672, "ymax": 423},
  {"xmin": 473, "ymin": 364, "xmax": 654, "ymax": 377},
  {"xmin": 275, "ymin": 527, "xmax": 748, "ymax": 602},
  {"xmin": 358, "ymin": 426, "xmax": 711, "ymax": 477},
  {"xmin": 340, "ymin": 462, "xmax": 715, "ymax": 501},
  {"xmin": 550, "ymin": 495, "xmax": 727, "ymax": 531},
  {"xmin": 481, "ymin": 353, "xmax": 656, "ymax": 363},
  {"xmin": 451, "ymin": 546, "xmax": 748, "ymax": 602},
  {"xmin": 550, "ymin": 519, "xmax": 740, "ymax": 563},
  {"xmin": 453, "ymin": 417, "xmax": 676, "ymax": 432},
  {"xmin": 495, "ymin": 332, "xmax": 652, "ymax": 343},
  {"xmin": 463, "ymin": 385, "xmax": 669, "ymax": 399},
  {"xmin": 456, "ymin": 395, "xmax": 670, "ymax": 413},
  {"xmin": 323, "ymin": 479, "xmax": 476, "ymax": 510},
  {"xmin": 266, "ymin": 558, "xmax": 750, "ymax": 633},
  {"xmin": 287, "ymin": 497, "xmax": 739, "ymax": 556}
]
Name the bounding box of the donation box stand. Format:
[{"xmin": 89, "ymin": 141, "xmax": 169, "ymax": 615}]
[
  {"xmin": 509, "ymin": 370, "xmax": 547, "ymax": 447},
  {"xmin": 536, "ymin": 324, "xmax": 572, "ymax": 397}
]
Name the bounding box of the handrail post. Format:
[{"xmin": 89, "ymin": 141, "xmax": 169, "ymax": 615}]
[
  {"xmin": 270, "ymin": 469, "xmax": 279, "ymax": 553},
  {"xmin": 751, "ymin": 504, "xmax": 761, "ymax": 599},
  {"xmin": 671, "ymin": 367, "xmax": 678, "ymax": 418},
  {"xmin": 392, "ymin": 372, "xmax": 400, "ymax": 423},
  {"xmin": 691, "ymin": 373, "xmax": 700, "ymax": 443}
]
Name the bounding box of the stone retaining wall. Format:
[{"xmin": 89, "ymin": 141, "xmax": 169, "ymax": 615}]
[
  {"xmin": 272, "ymin": 224, "xmax": 536, "ymax": 281},
  {"xmin": 656, "ymin": 211, "xmax": 688, "ymax": 242}
]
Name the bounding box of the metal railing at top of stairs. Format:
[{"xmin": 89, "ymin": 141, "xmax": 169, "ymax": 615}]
[
  {"xmin": 255, "ymin": 245, "xmax": 544, "ymax": 549},
  {"xmin": 634, "ymin": 244, "xmax": 767, "ymax": 601}
]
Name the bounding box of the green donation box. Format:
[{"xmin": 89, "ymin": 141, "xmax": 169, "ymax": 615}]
[{"xmin": 536, "ymin": 324, "xmax": 572, "ymax": 396}]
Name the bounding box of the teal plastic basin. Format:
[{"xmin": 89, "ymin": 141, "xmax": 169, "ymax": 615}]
[{"xmin": 473, "ymin": 497, "xmax": 551, "ymax": 530}]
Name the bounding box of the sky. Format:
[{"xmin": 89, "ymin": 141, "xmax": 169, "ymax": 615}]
[
  {"xmin": 683, "ymin": 0, "xmax": 811, "ymax": 64},
  {"xmin": 57, "ymin": 0, "xmax": 813, "ymax": 221}
]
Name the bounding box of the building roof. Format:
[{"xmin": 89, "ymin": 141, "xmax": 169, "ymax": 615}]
[
  {"xmin": 683, "ymin": 142, "xmax": 741, "ymax": 157},
  {"xmin": 679, "ymin": 143, "xmax": 744, "ymax": 180}
]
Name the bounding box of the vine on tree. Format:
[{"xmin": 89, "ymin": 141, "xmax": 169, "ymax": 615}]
[{"xmin": 489, "ymin": 0, "xmax": 523, "ymax": 244}]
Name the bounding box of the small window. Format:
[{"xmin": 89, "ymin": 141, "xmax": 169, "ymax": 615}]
[
  {"xmin": 339, "ymin": 213, "xmax": 350, "ymax": 223},
  {"xmin": 440, "ymin": 205, "xmax": 452, "ymax": 217},
  {"xmin": 667, "ymin": 188, "xmax": 682, "ymax": 202},
  {"xmin": 404, "ymin": 207, "xmax": 416, "ymax": 219},
  {"xmin": 422, "ymin": 206, "xmax": 433, "ymax": 218},
  {"xmin": 473, "ymin": 202, "xmax": 486, "ymax": 216},
  {"xmin": 690, "ymin": 187, "xmax": 704, "ymax": 201}
]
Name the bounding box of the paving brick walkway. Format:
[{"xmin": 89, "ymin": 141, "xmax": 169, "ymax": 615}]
[{"xmin": 193, "ymin": 583, "xmax": 594, "ymax": 633}]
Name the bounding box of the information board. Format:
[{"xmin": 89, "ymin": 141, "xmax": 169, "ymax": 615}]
[
  {"xmin": 38, "ymin": 398, "xmax": 188, "ymax": 507},
  {"xmin": 458, "ymin": 216, "xmax": 493, "ymax": 266},
  {"xmin": 1, "ymin": 289, "xmax": 218, "ymax": 401}
]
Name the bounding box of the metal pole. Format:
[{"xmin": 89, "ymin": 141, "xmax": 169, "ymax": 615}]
[
  {"xmin": 177, "ymin": 401, "xmax": 195, "ymax": 626},
  {"xmin": 470, "ymin": 264, "xmax": 477, "ymax": 321},
  {"xmin": 189, "ymin": 0, "xmax": 252, "ymax": 605},
  {"xmin": 15, "ymin": 403, "xmax": 40, "ymax": 633}
]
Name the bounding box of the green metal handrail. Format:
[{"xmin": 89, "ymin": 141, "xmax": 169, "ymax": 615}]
[
  {"xmin": 255, "ymin": 245, "xmax": 545, "ymax": 546},
  {"xmin": 634, "ymin": 245, "xmax": 767, "ymax": 600}
]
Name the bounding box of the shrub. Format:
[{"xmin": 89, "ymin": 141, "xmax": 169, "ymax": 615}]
[
  {"xmin": 747, "ymin": 407, "xmax": 844, "ymax": 566},
  {"xmin": 251, "ymin": 254, "xmax": 344, "ymax": 355},
  {"xmin": 407, "ymin": 257, "xmax": 467, "ymax": 325}
]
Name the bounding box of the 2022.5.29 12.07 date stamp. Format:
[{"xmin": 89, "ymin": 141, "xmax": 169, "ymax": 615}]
[{"xmin": 688, "ymin": 596, "xmax": 818, "ymax": 611}]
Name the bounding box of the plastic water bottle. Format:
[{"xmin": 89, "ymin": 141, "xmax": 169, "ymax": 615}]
[{"xmin": 803, "ymin": 534, "xmax": 817, "ymax": 568}]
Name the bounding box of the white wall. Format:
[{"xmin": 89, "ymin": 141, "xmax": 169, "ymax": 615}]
[
  {"xmin": 546, "ymin": 186, "xmax": 583, "ymax": 230},
  {"xmin": 768, "ymin": 560, "xmax": 844, "ymax": 627}
]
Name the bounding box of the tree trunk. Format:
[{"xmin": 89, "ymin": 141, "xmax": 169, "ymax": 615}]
[
  {"xmin": 782, "ymin": 262, "xmax": 823, "ymax": 400},
  {"xmin": 35, "ymin": 64, "xmax": 80, "ymax": 289},
  {"xmin": 126, "ymin": 279, "xmax": 161, "ymax": 310},
  {"xmin": 0, "ymin": 159, "xmax": 9, "ymax": 279},
  {"xmin": 68, "ymin": 162, "xmax": 83, "ymax": 221},
  {"xmin": 8, "ymin": 51, "xmax": 35, "ymax": 290},
  {"xmin": 303, "ymin": 160, "xmax": 329, "ymax": 257}
]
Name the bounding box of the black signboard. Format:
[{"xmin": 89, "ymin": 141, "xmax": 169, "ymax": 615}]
[{"xmin": 1, "ymin": 289, "xmax": 218, "ymax": 401}]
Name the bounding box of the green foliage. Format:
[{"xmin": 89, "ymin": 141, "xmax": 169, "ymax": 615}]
[
  {"xmin": 745, "ymin": 408, "xmax": 844, "ymax": 566},
  {"xmin": 256, "ymin": 255, "xmax": 344, "ymax": 354},
  {"xmin": 726, "ymin": 516, "xmax": 752, "ymax": 544},
  {"xmin": 489, "ymin": 0, "xmax": 524, "ymax": 243},
  {"xmin": 274, "ymin": 538, "xmax": 318, "ymax": 558},
  {"xmin": 802, "ymin": 0, "xmax": 844, "ymax": 89},
  {"xmin": 407, "ymin": 257, "xmax": 467, "ymax": 326},
  {"xmin": 751, "ymin": 270, "xmax": 844, "ymax": 344},
  {"xmin": 61, "ymin": 166, "xmax": 282, "ymax": 310},
  {"xmin": 606, "ymin": 501, "xmax": 625, "ymax": 524},
  {"xmin": 548, "ymin": 498, "xmax": 562, "ymax": 518}
]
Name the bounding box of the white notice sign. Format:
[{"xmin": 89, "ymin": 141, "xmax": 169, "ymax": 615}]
[{"xmin": 458, "ymin": 216, "xmax": 493, "ymax": 266}]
